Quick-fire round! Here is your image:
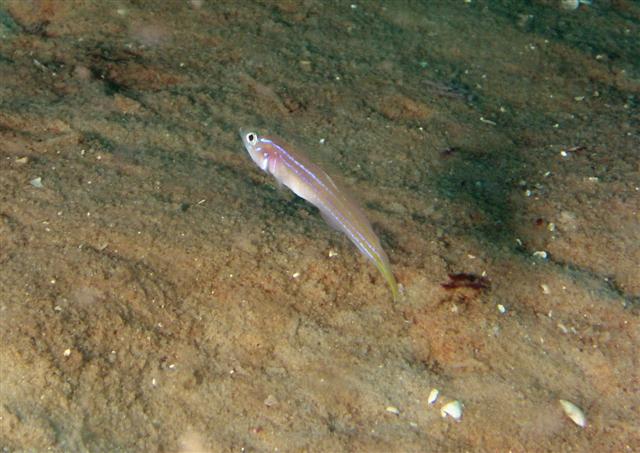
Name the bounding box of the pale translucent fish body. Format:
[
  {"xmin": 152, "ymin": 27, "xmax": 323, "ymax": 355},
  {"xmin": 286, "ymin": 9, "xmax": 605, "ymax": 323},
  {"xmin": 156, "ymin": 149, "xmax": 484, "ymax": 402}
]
[{"xmin": 240, "ymin": 129, "xmax": 399, "ymax": 301}]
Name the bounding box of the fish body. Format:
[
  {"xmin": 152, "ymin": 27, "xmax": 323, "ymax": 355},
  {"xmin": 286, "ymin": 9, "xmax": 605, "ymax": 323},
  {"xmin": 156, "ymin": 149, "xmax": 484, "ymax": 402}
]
[{"xmin": 240, "ymin": 129, "xmax": 399, "ymax": 301}]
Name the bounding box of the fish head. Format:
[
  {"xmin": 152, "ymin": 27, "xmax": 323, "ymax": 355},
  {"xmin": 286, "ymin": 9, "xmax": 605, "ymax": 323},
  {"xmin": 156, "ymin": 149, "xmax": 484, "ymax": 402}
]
[{"xmin": 240, "ymin": 128, "xmax": 271, "ymax": 172}]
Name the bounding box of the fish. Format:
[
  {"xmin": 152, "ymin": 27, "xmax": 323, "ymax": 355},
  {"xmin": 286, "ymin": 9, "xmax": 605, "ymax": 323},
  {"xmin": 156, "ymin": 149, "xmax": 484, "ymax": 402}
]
[{"xmin": 240, "ymin": 129, "xmax": 400, "ymax": 302}]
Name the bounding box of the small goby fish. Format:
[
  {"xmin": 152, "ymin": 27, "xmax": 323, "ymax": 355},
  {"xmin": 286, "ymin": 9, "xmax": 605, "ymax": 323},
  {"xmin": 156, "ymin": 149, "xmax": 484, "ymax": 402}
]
[{"xmin": 240, "ymin": 129, "xmax": 399, "ymax": 301}]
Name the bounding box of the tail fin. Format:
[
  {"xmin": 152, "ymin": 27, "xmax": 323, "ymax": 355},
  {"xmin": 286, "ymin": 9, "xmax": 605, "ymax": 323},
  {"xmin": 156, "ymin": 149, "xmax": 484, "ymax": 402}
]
[{"xmin": 375, "ymin": 257, "xmax": 400, "ymax": 302}]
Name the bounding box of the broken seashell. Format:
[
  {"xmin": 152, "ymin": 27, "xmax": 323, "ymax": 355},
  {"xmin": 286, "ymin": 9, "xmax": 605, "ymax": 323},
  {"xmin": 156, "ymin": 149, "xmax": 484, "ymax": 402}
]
[
  {"xmin": 440, "ymin": 400, "xmax": 463, "ymax": 420},
  {"xmin": 427, "ymin": 388, "xmax": 439, "ymax": 405},
  {"xmin": 385, "ymin": 406, "xmax": 400, "ymax": 415},
  {"xmin": 560, "ymin": 0, "xmax": 592, "ymax": 11},
  {"xmin": 559, "ymin": 399, "xmax": 586, "ymax": 427}
]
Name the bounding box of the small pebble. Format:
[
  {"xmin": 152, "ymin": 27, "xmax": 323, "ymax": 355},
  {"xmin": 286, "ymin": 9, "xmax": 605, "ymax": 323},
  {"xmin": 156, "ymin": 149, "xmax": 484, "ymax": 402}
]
[
  {"xmin": 541, "ymin": 284, "xmax": 551, "ymax": 294},
  {"xmin": 264, "ymin": 395, "xmax": 278, "ymax": 407},
  {"xmin": 30, "ymin": 177, "xmax": 43, "ymax": 188},
  {"xmin": 497, "ymin": 304, "xmax": 506, "ymax": 314},
  {"xmin": 560, "ymin": 0, "xmax": 578, "ymax": 9},
  {"xmin": 559, "ymin": 399, "xmax": 586, "ymax": 427},
  {"xmin": 440, "ymin": 400, "xmax": 463, "ymax": 420},
  {"xmin": 63, "ymin": 348, "xmax": 71, "ymax": 357},
  {"xmin": 533, "ymin": 251, "xmax": 548, "ymax": 259},
  {"xmin": 427, "ymin": 388, "xmax": 439, "ymax": 405}
]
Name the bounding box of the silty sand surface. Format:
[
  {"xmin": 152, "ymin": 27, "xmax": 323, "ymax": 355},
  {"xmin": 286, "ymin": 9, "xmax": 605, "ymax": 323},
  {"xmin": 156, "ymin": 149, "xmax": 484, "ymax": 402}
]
[{"xmin": 0, "ymin": 1, "xmax": 638, "ymax": 451}]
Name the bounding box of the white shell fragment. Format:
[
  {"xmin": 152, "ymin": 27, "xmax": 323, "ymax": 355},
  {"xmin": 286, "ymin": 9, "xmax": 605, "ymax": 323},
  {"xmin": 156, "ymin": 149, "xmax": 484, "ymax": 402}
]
[
  {"xmin": 560, "ymin": 0, "xmax": 592, "ymax": 11},
  {"xmin": 385, "ymin": 406, "xmax": 400, "ymax": 415},
  {"xmin": 30, "ymin": 177, "xmax": 44, "ymax": 188},
  {"xmin": 440, "ymin": 400, "xmax": 463, "ymax": 420},
  {"xmin": 559, "ymin": 399, "xmax": 586, "ymax": 427},
  {"xmin": 533, "ymin": 251, "xmax": 548, "ymax": 259},
  {"xmin": 427, "ymin": 388, "xmax": 440, "ymax": 405}
]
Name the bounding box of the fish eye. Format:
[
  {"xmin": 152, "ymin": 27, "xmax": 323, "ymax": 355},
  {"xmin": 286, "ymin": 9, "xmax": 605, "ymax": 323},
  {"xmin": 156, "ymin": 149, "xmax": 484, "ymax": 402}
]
[{"xmin": 246, "ymin": 132, "xmax": 257, "ymax": 145}]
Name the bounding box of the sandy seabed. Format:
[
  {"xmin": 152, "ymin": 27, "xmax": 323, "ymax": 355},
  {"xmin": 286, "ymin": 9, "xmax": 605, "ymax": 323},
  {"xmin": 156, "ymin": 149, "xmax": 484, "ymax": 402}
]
[{"xmin": 0, "ymin": 1, "xmax": 638, "ymax": 451}]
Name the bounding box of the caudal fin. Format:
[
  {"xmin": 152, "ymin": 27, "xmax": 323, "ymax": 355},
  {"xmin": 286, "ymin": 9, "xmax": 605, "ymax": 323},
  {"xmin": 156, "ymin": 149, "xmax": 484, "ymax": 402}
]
[{"xmin": 375, "ymin": 258, "xmax": 400, "ymax": 302}]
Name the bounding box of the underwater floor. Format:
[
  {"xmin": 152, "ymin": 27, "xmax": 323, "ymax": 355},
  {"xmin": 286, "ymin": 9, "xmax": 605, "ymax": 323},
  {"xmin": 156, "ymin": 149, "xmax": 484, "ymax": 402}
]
[{"xmin": 1, "ymin": 1, "xmax": 638, "ymax": 451}]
